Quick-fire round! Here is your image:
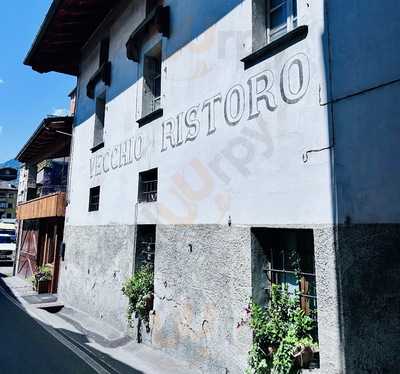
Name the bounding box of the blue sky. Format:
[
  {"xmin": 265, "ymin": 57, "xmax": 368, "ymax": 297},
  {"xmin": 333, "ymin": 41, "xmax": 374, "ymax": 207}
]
[{"xmin": 0, "ymin": 1, "xmax": 75, "ymax": 163}]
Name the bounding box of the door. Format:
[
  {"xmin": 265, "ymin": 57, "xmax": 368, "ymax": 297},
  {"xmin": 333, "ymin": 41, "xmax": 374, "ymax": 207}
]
[{"xmin": 17, "ymin": 220, "xmax": 40, "ymax": 279}]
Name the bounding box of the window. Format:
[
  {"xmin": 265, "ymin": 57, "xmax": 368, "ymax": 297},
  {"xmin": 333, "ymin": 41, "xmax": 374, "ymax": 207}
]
[
  {"xmin": 88, "ymin": 186, "xmax": 100, "ymax": 212},
  {"xmin": 252, "ymin": 228, "xmax": 318, "ymax": 338},
  {"xmin": 6, "ymin": 213, "xmax": 12, "ymax": 219},
  {"xmin": 0, "ymin": 202, "xmax": 7, "ymax": 209},
  {"xmin": 7, "ymin": 203, "xmax": 12, "ymax": 209},
  {"xmin": 142, "ymin": 43, "xmax": 162, "ymax": 118},
  {"xmin": 266, "ymin": 0, "xmax": 297, "ymax": 42},
  {"xmin": 138, "ymin": 168, "xmax": 158, "ymax": 203},
  {"xmin": 135, "ymin": 225, "xmax": 156, "ymax": 270},
  {"xmin": 93, "ymin": 93, "xmax": 106, "ymax": 149}
]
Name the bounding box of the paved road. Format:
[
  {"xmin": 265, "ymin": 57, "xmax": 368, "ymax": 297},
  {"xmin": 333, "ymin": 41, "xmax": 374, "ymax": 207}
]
[{"xmin": 0, "ymin": 274, "xmax": 97, "ymax": 374}]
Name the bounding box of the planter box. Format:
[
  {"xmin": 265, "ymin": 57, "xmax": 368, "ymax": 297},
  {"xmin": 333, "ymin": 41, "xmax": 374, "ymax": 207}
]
[{"xmin": 36, "ymin": 279, "xmax": 51, "ymax": 294}]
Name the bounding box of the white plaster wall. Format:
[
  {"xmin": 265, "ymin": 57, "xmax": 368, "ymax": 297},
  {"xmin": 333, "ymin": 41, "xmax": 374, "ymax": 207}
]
[{"xmin": 66, "ymin": 0, "xmax": 333, "ymax": 228}]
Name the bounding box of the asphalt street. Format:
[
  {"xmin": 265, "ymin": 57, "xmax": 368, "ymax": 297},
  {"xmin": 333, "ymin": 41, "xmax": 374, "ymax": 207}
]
[{"xmin": 0, "ymin": 267, "xmax": 97, "ymax": 374}]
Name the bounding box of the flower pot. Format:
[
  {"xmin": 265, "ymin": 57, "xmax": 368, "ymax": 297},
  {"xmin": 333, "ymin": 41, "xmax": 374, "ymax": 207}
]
[
  {"xmin": 36, "ymin": 279, "xmax": 51, "ymax": 294},
  {"xmin": 293, "ymin": 346, "xmax": 314, "ymax": 368}
]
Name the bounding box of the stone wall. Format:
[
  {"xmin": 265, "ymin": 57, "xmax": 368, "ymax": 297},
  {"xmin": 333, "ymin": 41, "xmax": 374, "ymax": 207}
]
[
  {"xmin": 58, "ymin": 224, "xmax": 136, "ymax": 332},
  {"xmin": 151, "ymin": 224, "xmax": 253, "ymax": 373}
]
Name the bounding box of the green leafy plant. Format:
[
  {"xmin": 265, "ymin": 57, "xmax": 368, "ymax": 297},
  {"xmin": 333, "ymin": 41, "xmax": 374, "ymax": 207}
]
[
  {"xmin": 122, "ymin": 264, "xmax": 154, "ymax": 326},
  {"xmin": 31, "ymin": 265, "xmax": 53, "ymax": 290},
  {"xmin": 242, "ymin": 285, "xmax": 317, "ymax": 374},
  {"xmin": 36, "ymin": 265, "xmax": 53, "ymax": 281}
]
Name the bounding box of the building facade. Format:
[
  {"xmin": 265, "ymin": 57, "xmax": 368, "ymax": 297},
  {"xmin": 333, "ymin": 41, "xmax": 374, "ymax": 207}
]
[
  {"xmin": 0, "ymin": 181, "xmax": 17, "ymax": 219},
  {"xmin": 25, "ymin": 1, "xmax": 400, "ymax": 373},
  {"xmin": 15, "ymin": 115, "xmax": 73, "ymax": 294}
]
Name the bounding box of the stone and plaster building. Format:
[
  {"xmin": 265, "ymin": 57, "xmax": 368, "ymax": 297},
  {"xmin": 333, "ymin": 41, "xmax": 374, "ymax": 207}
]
[{"xmin": 24, "ymin": 0, "xmax": 400, "ymax": 373}]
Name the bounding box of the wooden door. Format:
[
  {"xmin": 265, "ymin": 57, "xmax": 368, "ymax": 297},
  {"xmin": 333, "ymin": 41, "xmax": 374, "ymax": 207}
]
[
  {"xmin": 17, "ymin": 220, "xmax": 40, "ymax": 279},
  {"xmin": 39, "ymin": 218, "xmax": 64, "ymax": 293}
]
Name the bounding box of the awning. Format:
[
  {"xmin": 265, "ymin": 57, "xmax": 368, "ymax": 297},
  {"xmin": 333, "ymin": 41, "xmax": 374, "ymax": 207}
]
[
  {"xmin": 16, "ymin": 117, "xmax": 73, "ymax": 164},
  {"xmin": 24, "ymin": 0, "xmax": 120, "ymax": 76}
]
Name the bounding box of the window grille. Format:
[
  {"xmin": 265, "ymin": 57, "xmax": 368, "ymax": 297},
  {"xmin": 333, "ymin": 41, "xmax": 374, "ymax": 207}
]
[
  {"xmin": 252, "ymin": 228, "xmax": 319, "ymax": 346},
  {"xmin": 88, "ymin": 186, "xmax": 100, "ymax": 212},
  {"xmin": 135, "ymin": 225, "xmax": 156, "ymax": 269},
  {"xmin": 138, "ymin": 168, "xmax": 158, "ymax": 203}
]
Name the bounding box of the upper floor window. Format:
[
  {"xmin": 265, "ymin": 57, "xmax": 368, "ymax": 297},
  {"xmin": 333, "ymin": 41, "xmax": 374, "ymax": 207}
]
[
  {"xmin": 266, "ymin": 0, "xmax": 297, "ymax": 43},
  {"xmin": 99, "ymin": 37, "xmax": 110, "ymax": 67},
  {"xmin": 142, "ymin": 43, "xmax": 162, "ymax": 118},
  {"xmin": 138, "ymin": 168, "xmax": 158, "ymax": 203},
  {"xmin": 93, "ymin": 92, "xmax": 106, "ymax": 149}
]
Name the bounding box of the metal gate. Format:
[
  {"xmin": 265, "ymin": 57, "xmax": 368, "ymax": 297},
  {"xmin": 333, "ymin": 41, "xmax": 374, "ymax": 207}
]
[{"xmin": 17, "ymin": 220, "xmax": 40, "ymax": 279}]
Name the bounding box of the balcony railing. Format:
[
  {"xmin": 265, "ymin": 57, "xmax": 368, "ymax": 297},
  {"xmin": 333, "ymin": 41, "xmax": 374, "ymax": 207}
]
[{"xmin": 16, "ymin": 192, "xmax": 66, "ymax": 220}]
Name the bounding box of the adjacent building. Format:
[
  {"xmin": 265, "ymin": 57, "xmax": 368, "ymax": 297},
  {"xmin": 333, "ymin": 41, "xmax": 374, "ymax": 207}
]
[
  {"xmin": 24, "ymin": 1, "xmax": 400, "ymax": 373},
  {"xmin": 15, "ymin": 115, "xmax": 73, "ymax": 293},
  {"xmin": 0, "ymin": 180, "xmax": 17, "ymax": 219}
]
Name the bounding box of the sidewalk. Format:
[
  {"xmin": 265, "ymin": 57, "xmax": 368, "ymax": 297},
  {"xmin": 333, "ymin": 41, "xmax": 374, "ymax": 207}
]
[{"xmin": 1, "ymin": 275, "xmax": 201, "ymax": 374}]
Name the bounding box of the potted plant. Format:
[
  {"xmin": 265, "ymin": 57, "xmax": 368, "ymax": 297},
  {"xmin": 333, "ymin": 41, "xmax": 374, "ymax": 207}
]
[
  {"xmin": 32, "ymin": 265, "xmax": 53, "ymax": 294},
  {"xmin": 239, "ymin": 285, "xmax": 318, "ymax": 374},
  {"xmin": 122, "ymin": 264, "xmax": 154, "ymax": 329}
]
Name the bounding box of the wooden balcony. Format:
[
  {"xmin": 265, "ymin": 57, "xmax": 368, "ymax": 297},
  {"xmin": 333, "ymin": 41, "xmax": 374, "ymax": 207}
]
[{"xmin": 17, "ymin": 192, "xmax": 66, "ymax": 220}]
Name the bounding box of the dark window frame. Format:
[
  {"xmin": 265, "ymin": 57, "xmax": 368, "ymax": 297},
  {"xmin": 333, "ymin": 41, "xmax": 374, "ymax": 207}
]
[
  {"xmin": 140, "ymin": 42, "xmax": 163, "ymax": 122},
  {"xmin": 138, "ymin": 168, "xmax": 158, "ymax": 203},
  {"xmin": 88, "ymin": 186, "xmax": 100, "ymax": 212},
  {"xmin": 92, "ymin": 92, "xmax": 106, "ymax": 151},
  {"xmin": 135, "ymin": 224, "xmax": 156, "ymax": 270}
]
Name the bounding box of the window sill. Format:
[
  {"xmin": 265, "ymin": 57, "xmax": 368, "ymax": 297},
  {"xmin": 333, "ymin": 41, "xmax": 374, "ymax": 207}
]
[
  {"xmin": 241, "ymin": 25, "xmax": 308, "ymax": 70},
  {"xmin": 137, "ymin": 108, "xmax": 163, "ymax": 127},
  {"xmin": 90, "ymin": 142, "xmax": 104, "ymax": 153}
]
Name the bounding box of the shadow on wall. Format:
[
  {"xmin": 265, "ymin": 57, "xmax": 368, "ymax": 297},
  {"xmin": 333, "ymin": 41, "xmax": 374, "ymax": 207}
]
[
  {"xmin": 322, "ymin": 1, "xmax": 400, "ymax": 372},
  {"xmin": 75, "ymin": 0, "xmax": 244, "ymax": 126}
]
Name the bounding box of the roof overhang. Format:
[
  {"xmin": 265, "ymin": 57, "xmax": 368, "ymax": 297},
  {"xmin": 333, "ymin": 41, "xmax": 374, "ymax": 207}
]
[
  {"xmin": 16, "ymin": 117, "xmax": 73, "ymax": 164},
  {"xmin": 24, "ymin": 0, "xmax": 120, "ymax": 76}
]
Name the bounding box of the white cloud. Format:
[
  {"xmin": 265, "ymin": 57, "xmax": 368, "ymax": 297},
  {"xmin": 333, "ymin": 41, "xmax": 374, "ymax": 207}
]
[
  {"xmin": 0, "ymin": 126, "xmax": 3, "ymax": 136},
  {"xmin": 0, "ymin": 79, "xmax": 4, "ymax": 84},
  {"xmin": 52, "ymin": 108, "xmax": 69, "ymax": 116}
]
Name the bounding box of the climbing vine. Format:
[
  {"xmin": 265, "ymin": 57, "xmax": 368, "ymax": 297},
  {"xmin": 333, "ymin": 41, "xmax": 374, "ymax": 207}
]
[{"xmin": 240, "ymin": 285, "xmax": 318, "ymax": 374}]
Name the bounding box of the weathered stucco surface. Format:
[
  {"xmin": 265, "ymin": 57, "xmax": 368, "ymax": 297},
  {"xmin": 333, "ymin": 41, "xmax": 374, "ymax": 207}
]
[
  {"xmin": 58, "ymin": 224, "xmax": 135, "ymax": 332},
  {"xmin": 54, "ymin": 0, "xmax": 400, "ymax": 372},
  {"xmin": 151, "ymin": 225, "xmax": 253, "ymax": 373},
  {"xmin": 336, "ymin": 224, "xmax": 400, "ymax": 374}
]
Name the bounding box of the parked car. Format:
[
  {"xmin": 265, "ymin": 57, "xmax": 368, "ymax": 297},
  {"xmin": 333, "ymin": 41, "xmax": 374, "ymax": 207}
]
[{"xmin": 0, "ymin": 234, "xmax": 16, "ymax": 264}]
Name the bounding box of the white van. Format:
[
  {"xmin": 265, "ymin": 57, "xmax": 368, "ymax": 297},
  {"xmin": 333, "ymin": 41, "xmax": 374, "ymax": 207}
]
[{"xmin": 0, "ymin": 234, "xmax": 16, "ymax": 263}]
